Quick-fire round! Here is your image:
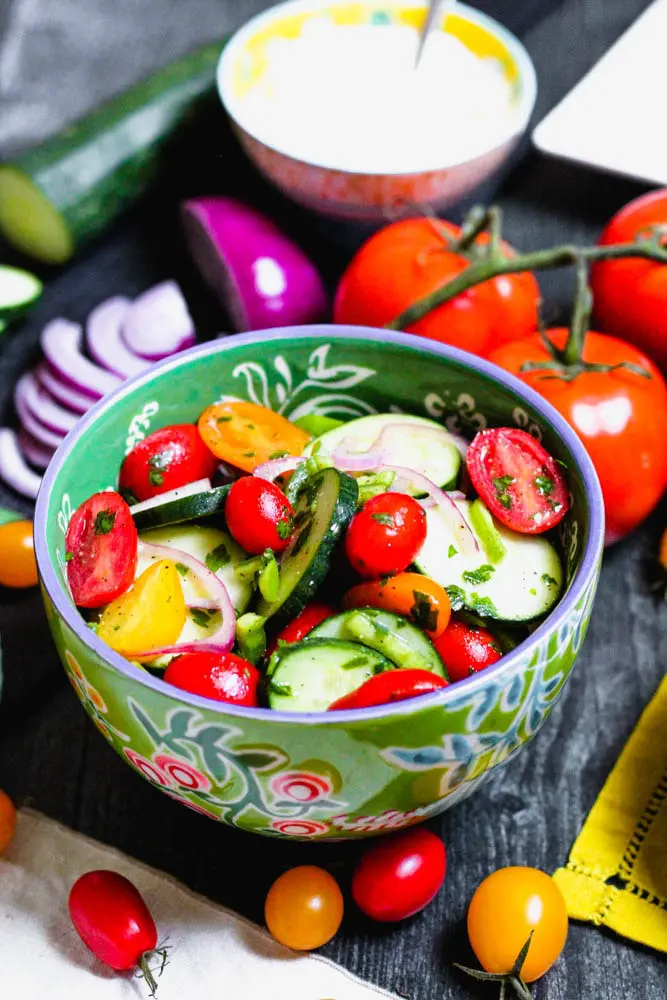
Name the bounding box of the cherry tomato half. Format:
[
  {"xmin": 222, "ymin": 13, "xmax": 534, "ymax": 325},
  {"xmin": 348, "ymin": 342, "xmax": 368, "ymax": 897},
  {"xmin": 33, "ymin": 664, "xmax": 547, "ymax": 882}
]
[
  {"xmin": 225, "ymin": 477, "xmax": 294, "ymax": 554},
  {"xmin": 343, "ymin": 572, "xmax": 451, "ymax": 639},
  {"xmin": 352, "ymin": 828, "xmax": 446, "ymax": 922},
  {"xmin": 164, "ymin": 651, "xmax": 260, "ymax": 706},
  {"xmin": 198, "ymin": 401, "xmax": 310, "ymax": 474},
  {"xmin": 265, "ymin": 866, "xmax": 344, "ymax": 950},
  {"xmin": 266, "ymin": 602, "xmax": 337, "ymax": 659},
  {"xmin": 467, "ymin": 867, "xmax": 568, "ymax": 983},
  {"xmin": 329, "ymin": 669, "xmax": 447, "ymax": 710},
  {"xmin": 344, "ymin": 493, "xmax": 427, "ymax": 578},
  {"xmin": 0, "ymin": 520, "xmax": 38, "ymax": 588},
  {"xmin": 0, "ymin": 788, "xmax": 17, "ymax": 855},
  {"xmin": 434, "ymin": 618, "xmax": 502, "ymax": 682},
  {"xmin": 466, "ymin": 428, "xmax": 569, "ymax": 534},
  {"xmin": 66, "ymin": 492, "xmax": 138, "ymax": 609},
  {"xmin": 119, "ymin": 423, "xmax": 218, "ymax": 503},
  {"xmin": 69, "ymin": 870, "xmax": 159, "ymax": 972}
]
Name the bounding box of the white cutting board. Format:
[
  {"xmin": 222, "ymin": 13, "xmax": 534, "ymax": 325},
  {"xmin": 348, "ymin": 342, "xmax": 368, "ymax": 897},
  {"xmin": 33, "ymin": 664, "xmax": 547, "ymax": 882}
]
[{"xmin": 533, "ymin": 0, "xmax": 667, "ymax": 185}]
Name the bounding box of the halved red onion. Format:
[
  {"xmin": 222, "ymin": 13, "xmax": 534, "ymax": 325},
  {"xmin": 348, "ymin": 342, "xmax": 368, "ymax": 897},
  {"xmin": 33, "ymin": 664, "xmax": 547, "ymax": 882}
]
[
  {"xmin": 330, "ymin": 446, "xmax": 388, "ymax": 472},
  {"xmin": 41, "ymin": 319, "xmax": 122, "ymax": 400},
  {"xmin": 121, "ymin": 282, "xmax": 195, "ymax": 361},
  {"xmin": 0, "ymin": 428, "xmax": 42, "ymax": 498},
  {"xmin": 128, "ymin": 478, "xmax": 212, "ymax": 517},
  {"xmin": 18, "ymin": 429, "xmax": 55, "ymax": 471},
  {"xmin": 35, "ymin": 363, "xmax": 94, "ymax": 416},
  {"xmin": 15, "ymin": 372, "xmax": 78, "ymax": 436},
  {"xmin": 87, "ymin": 296, "xmax": 152, "ymax": 379},
  {"xmin": 253, "ymin": 456, "xmax": 302, "ymax": 482},
  {"xmin": 14, "ymin": 385, "xmax": 65, "ymax": 451},
  {"xmin": 379, "ymin": 464, "xmax": 479, "ymax": 556},
  {"xmin": 133, "ymin": 541, "xmax": 235, "ymax": 658}
]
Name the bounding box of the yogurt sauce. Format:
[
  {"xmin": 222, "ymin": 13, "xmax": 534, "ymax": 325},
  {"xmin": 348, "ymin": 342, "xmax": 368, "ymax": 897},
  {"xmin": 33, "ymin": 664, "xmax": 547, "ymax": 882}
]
[{"xmin": 239, "ymin": 21, "xmax": 517, "ymax": 173}]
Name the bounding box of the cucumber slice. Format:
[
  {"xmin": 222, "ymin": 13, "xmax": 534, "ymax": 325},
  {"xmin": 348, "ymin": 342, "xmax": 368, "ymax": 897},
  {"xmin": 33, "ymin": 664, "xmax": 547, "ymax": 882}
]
[
  {"xmin": 138, "ymin": 523, "xmax": 252, "ymax": 614},
  {"xmin": 0, "ymin": 265, "xmax": 43, "ymax": 321},
  {"xmin": 235, "ymin": 613, "xmax": 267, "ymax": 666},
  {"xmin": 254, "ymin": 467, "xmax": 358, "ymax": 627},
  {"xmin": 131, "ymin": 483, "xmax": 229, "ymax": 530},
  {"xmin": 415, "ymin": 500, "xmax": 563, "ymax": 623},
  {"xmin": 304, "ymin": 414, "xmax": 461, "ymax": 489},
  {"xmin": 309, "ymin": 608, "xmax": 446, "ymax": 677},
  {"xmin": 266, "ymin": 638, "xmax": 395, "ymax": 713},
  {"xmin": 293, "ymin": 414, "xmax": 343, "ymax": 436},
  {"xmin": 0, "ymin": 41, "xmax": 225, "ymax": 264}
]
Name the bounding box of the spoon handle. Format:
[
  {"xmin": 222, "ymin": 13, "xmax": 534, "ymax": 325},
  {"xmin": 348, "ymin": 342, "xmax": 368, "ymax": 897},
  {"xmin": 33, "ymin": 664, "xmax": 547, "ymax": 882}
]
[{"xmin": 415, "ymin": 0, "xmax": 453, "ymax": 68}]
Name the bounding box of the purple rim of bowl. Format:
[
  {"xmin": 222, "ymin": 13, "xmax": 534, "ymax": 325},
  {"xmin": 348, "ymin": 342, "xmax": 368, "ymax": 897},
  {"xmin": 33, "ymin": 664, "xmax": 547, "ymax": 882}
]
[{"xmin": 35, "ymin": 326, "xmax": 605, "ymax": 726}]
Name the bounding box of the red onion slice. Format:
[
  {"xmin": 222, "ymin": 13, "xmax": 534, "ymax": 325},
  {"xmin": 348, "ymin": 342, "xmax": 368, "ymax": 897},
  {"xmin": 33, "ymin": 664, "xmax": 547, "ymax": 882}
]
[
  {"xmin": 15, "ymin": 372, "xmax": 78, "ymax": 436},
  {"xmin": 86, "ymin": 296, "xmax": 152, "ymax": 379},
  {"xmin": 14, "ymin": 386, "xmax": 65, "ymax": 451},
  {"xmin": 133, "ymin": 541, "xmax": 235, "ymax": 659},
  {"xmin": 121, "ymin": 281, "xmax": 196, "ymax": 361},
  {"xmin": 253, "ymin": 456, "xmax": 302, "ymax": 482},
  {"xmin": 41, "ymin": 319, "xmax": 122, "ymax": 400},
  {"xmin": 18, "ymin": 429, "xmax": 55, "ymax": 471},
  {"xmin": 35, "ymin": 363, "xmax": 94, "ymax": 416},
  {"xmin": 0, "ymin": 428, "xmax": 42, "ymax": 498}
]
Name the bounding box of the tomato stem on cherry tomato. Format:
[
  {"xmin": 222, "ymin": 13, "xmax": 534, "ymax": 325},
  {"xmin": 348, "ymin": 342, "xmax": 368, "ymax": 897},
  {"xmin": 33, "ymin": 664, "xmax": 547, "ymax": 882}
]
[{"xmin": 455, "ymin": 934, "xmax": 535, "ymax": 1000}]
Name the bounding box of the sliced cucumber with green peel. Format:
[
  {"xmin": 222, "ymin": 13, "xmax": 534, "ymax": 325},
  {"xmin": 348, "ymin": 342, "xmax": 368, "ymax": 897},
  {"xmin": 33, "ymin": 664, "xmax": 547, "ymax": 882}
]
[
  {"xmin": 293, "ymin": 414, "xmax": 344, "ymax": 436},
  {"xmin": 0, "ymin": 266, "xmax": 42, "ymax": 322},
  {"xmin": 254, "ymin": 467, "xmax": 358, "ymax": 627},
  {"xmin": 308, "ymin": 608, "xmax": 447, "ymax": 678},
  {"xmin": 0, "ymin": 40, "xmax": 225, "ymax": 264},
  {"xmin": 303, "ymin": 414, "xmax": 461, "ymax": 490},
  {"xmin": 266, "ymin": 638, "xmax": 395, "ymax": 713},
  {"xmin": 235, "ymin": 613, "xmax": 267, "ymax": 666},
  {"xmin": 131, "ymin": 482, "xmax": 229, "ymax": 530},
  {"xmin": 415, "ymin": 499, "xmax": 563, "ymax": 622}
]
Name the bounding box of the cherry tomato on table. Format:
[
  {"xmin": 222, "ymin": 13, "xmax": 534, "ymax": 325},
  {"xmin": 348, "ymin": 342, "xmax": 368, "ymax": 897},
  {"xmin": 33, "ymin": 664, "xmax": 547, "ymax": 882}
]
[
  {"xmin": 352, "ymin": 828, "xmax": 446, "ymax": 922},
  {"xmin": 225, "ymin": 476, "xmax": 294, "ymax": 555},
  {"xmin": 467, "ymin": 867, "xmax": 568, "ymax": 983},
  {"xmin": 329, "ymin": 668, "xmax": 447, "ymax": 710},
  {"xmin": 466, "ymin": 428, "xmax": 569, "ymax": 534},
  {"xmin": 434, "ymin": 617, "xmax": 502, "ymax": 682},
  {"xmin": 488, "ymin": 330, "xmax": 667, "ymax": 544},
  {"xmin": 0, "ymin": 788, "xmax": 17, "ymax": 855},
  {"xmin": 591, "ymin": 189, "xmax": 667, "ymax": 371},
  {"xmin": 344, "ymin": 492, "xmax": 427, "ymax": 578},
  {"xmin": 164, "ymin": 651, "xmax": 260, "ymax": 706},
  {"xmin": 334, "ymin": 218, "xmax": 540, "ymax": 357},
  {"xmin": 265, "ymin": 601, "xmax": 337, "ymax": 659},
  {"xmin": 343, "ymin": 572, "xmax": 451, "ymax": 639},
  {"xmin": 198, "ymin": 400, "xmax": 310, "ymax": 474},
  {"xmin": 0, "ymin": 519, "xmax": 38, "ymax": 588},
  {"xmin": 119, "ymin": 424, "xmax": 218, "ymax": 503},
  {"xmin": 66, "ymin": 492, "xmax": 138, "ymax": 608},
  {"xmin": 265, "ymin": 866, "xmax": 343, "ymax": 951}
]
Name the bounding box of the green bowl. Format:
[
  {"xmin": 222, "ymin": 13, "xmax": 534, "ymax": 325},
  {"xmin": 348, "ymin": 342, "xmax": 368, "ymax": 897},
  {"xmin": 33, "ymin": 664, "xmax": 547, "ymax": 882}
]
[{"xmin": 35, "ymin": 328, "xmax": 604, "ymax": 840}]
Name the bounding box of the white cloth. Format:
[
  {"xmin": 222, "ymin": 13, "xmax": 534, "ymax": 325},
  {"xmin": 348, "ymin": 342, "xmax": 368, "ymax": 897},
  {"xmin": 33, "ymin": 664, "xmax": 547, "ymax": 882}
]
[{"xmin": 0, "ymin": 810, "xmax": 397, "ymax": 1000}]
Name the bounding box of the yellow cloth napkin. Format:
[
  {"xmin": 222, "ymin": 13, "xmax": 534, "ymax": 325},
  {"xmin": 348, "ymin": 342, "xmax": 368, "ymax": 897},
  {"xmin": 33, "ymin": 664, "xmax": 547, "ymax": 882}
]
[{"xmin": 553, "ymin": 675, "xmax": 667, "ymax": 952}]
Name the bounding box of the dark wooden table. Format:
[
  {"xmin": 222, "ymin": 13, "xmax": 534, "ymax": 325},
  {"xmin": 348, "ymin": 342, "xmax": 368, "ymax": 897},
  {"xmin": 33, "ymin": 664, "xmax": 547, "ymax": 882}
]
[{"xmin": 1, "ymin": 1, "xmax": 665, "ymax": 996}]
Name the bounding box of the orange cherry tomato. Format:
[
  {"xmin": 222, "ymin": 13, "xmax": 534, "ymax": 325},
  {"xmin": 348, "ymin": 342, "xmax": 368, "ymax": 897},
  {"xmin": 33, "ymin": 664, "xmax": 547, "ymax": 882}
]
[
  {"xmin": 0, "ymin": 788, "xmax": 17, "ymax": 855},
  {"xmin": 0, "ymin": 520, "xmax": 38, "ymax": 588},
  {"xmin": 343, "ymin": 572, "xmax": 451, "ymax": 638},
  {"xmin": 198, "ymin": 401, "xmax": 310, "ymax": 473},
  {"xmin": 264, "ymin": 866, "xmax": 343, "ymax": 951},
  {"xmin": 467, "ymin": 867, "xmax": 568, "ymax": 983}
]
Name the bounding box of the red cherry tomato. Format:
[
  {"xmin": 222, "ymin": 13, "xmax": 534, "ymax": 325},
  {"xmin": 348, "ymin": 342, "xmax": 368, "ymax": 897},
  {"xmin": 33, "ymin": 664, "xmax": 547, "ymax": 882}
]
[
  {"xmin": 66, "ymin": 492, "xmax": 138, "ymax": 609},
  {"xmin": 433, "ymin": 618, "xmax": 502, "ymax": 682},
  {"xmin": 164, "ymin": 651, "xmax": 260, "ymax": 706},
  {"xmin": 334, "ymin": 218, "xmax": 540, "ymax": 358},
  {"xmin": 489, "ymin": 330, "xmax": 667, "ymax": 544},
  {"xmin": 119, "ymin": 424, "xmax": 218, "ymax": 503},
  {"xmin": 344, "ymin": 493, "xmax": 427, "ymax": 578},
  {"xmin": 225, "ymin": 477, "xmax": 294, "ymax": 555},
  {"xmin": 466, "ymin": 428, "xmax": 569, "ymax": 534},
  {"xmin": 266, "ymin": 602, "xmax": 337, "ymax": 659},
  {"xmin": 352, "ymin": 828, "xmax": 446, "ymax": 922},
  {"xmin": 591, "ymin": 189, "xmax": 667, "ymax": 372},
  {"xmin": 329, "ymin": 668, "xmax": 447, "ymax": 710},
  {"xmin": 69, "ymin": 870, "xmax": 161, "ymax": 974}
]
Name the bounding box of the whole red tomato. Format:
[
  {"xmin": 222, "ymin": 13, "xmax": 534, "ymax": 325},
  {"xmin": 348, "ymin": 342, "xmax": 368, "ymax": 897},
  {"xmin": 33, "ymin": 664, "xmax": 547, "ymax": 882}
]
[
  {"xmin": 119, "ymin": 424, "xmax": 218, "ymax": 503},
  {"xmin": 164, "ymin": 651, "xmax": 260, "ymax": 706},
  {"xmin": 352, "ymin": 828, "xmax": 446, "ymax": 922},
  {"xmin": 591, "ymin": 190, "xmax": 667, "ymax": 371},
  {"xmin": 488, "ymin": 329, "xmax": 667, "ymax": 544},
  {"xmin": 225, "ymin": 477, "xmax": 294, "ymax": 554},
  {"xmin": 344, "ymin": 492, "xmax": 427, "ymax": 578},
  {"xmin": 334, "ymin": 218, "xmax": 540, "ymax": 357}
]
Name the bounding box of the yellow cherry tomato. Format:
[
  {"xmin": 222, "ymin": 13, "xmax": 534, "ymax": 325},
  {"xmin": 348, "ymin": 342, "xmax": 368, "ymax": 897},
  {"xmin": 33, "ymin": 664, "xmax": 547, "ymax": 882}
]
[
  {"xmin": 0, "ymin": 789, "xmax": 16, "ymax": 855},
  {"xmin": 265, "ymin": 866, "xmax": 344, "ymax": 951},
  {"xmin": 198, "ymin": 401, "xmax": 310, "ymax": 473},
  {"xmin": 98, "ymin": 560, "xmax": 186, "ymax": 657},
  {"xmin": 0, "ymin": 520, "xmax": 38, "ymax": 589},
  {"xmin": 467, "ymin": 867, "xmax": 568, "ymax": 983}
]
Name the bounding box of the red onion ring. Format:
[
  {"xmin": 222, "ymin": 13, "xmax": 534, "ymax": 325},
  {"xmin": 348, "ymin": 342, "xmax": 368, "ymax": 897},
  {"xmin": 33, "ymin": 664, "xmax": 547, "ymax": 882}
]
[
  {"xmin": 18, "ymin": 429, "xmax": 55, "ymax": 471},
  {"xmin": 41, "ymin": 319, "xmax": 122, "ymax": 400},
  {"xmin": 14, "ymin": 385, "xmax": 65, "ymax": 451},
  {"xmin": 253, "ymin": 456, "xmax": 302, "ymax": 481},
  {"xmin": 15, "ymin": 372, "xmax": 78, "ymax": 436},
  {"xmin": 121, "ymin": 281, "xmax": 196, "ymax": 361},
  {"xmin": 35, "ymin": 363, "xmax": 94, "ymax": 416},
  {"xmin": 0, "ymin": 428, "xmax": 42, "ymax": 498},
  {"xmin": 86, "ymin": 296, "xmax": 152, "ymax": 379}
]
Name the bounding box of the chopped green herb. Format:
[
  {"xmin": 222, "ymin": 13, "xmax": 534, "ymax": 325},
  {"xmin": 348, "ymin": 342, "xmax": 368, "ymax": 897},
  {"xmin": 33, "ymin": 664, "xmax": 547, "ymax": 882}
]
[
  {"xmin": 242, "ymin": 451, "xmax": 256, "ymax": 459},
  {"xmin": 65, "ymin": 551, "xmax": 74, "ymax": 562},
  {"xmin": 493, "ymin": 475, "xmax": 514, "ymax": 510},
  {"xmin": 148, "ymin": 468, "xmax": 164, "ymax": 487},
  {"xmin": 462, "ymin": 564, "xmax": 495, "ymax": 585},
  {"xmin": 174, "ymin": 562, "xmax": 188, "ymax": 577},
  {"xmin": 535, "ymin": 474, "xmax": 554, "ymax": 497},
  {"xmin": 216, "ymin": 415, "xmax": 233, "ymax": 423},
  {"xmin": 245, "ymin": 423, "xmax": 256, "ymax": 430},
  {"xmin": 205, "ymin": 543, "xmax": 230, "ymax": 572},
  {"xmin": 469, "ymin": 593, "xmax": 498, "ymax": 617},
  {"xmin": 529, "ymin": 588, "xmax": 537, "ymax": 596},
  {"xmin": 395, "ymin": 618, "xmax": 408, "ymax": 629},
  {"xmin": 87, "ymin": 621, "xmax": 99, "ymax": 634},
  {"xmin": 190, "ymin": 608, "xmax": 213, "ymax": 629},
  {"xmin": 269, "ymin": 450, "xmax": 289, "ymax": 460},
  {"xmin": 447, "ymin": 544, "xmax": 458, "ymax": 559},
  {"xmin": 371, "ymin": 512, "xmax": 394, "ymax": 527},
  {"xmin": 410, "ymin": 590, "xmax": 438, "ymax": 632},
  {"xmin": 341, "ymin": 656, "xmax": 371, "ymax": 670},
  {"xmin": 112, "ymin": 625, "xmax": 120, "ymax": 632},
  {"xmin": 268, "ymin": 680, "xmax": 292, "ymax": 698},
  {"xmin": 445, "ymin": 585, "xmax": 466, "ymax": 611},
  {"xmin": 542, "ymin": 573, "xmax": 559, "ymax": 587},
  {"xmin": 94, "ymin": 510, "xmax": 116, "ymax": 535},
  {"xmin": 276, "ymin": 516, "xmax": 293, "ymax": 540}
]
